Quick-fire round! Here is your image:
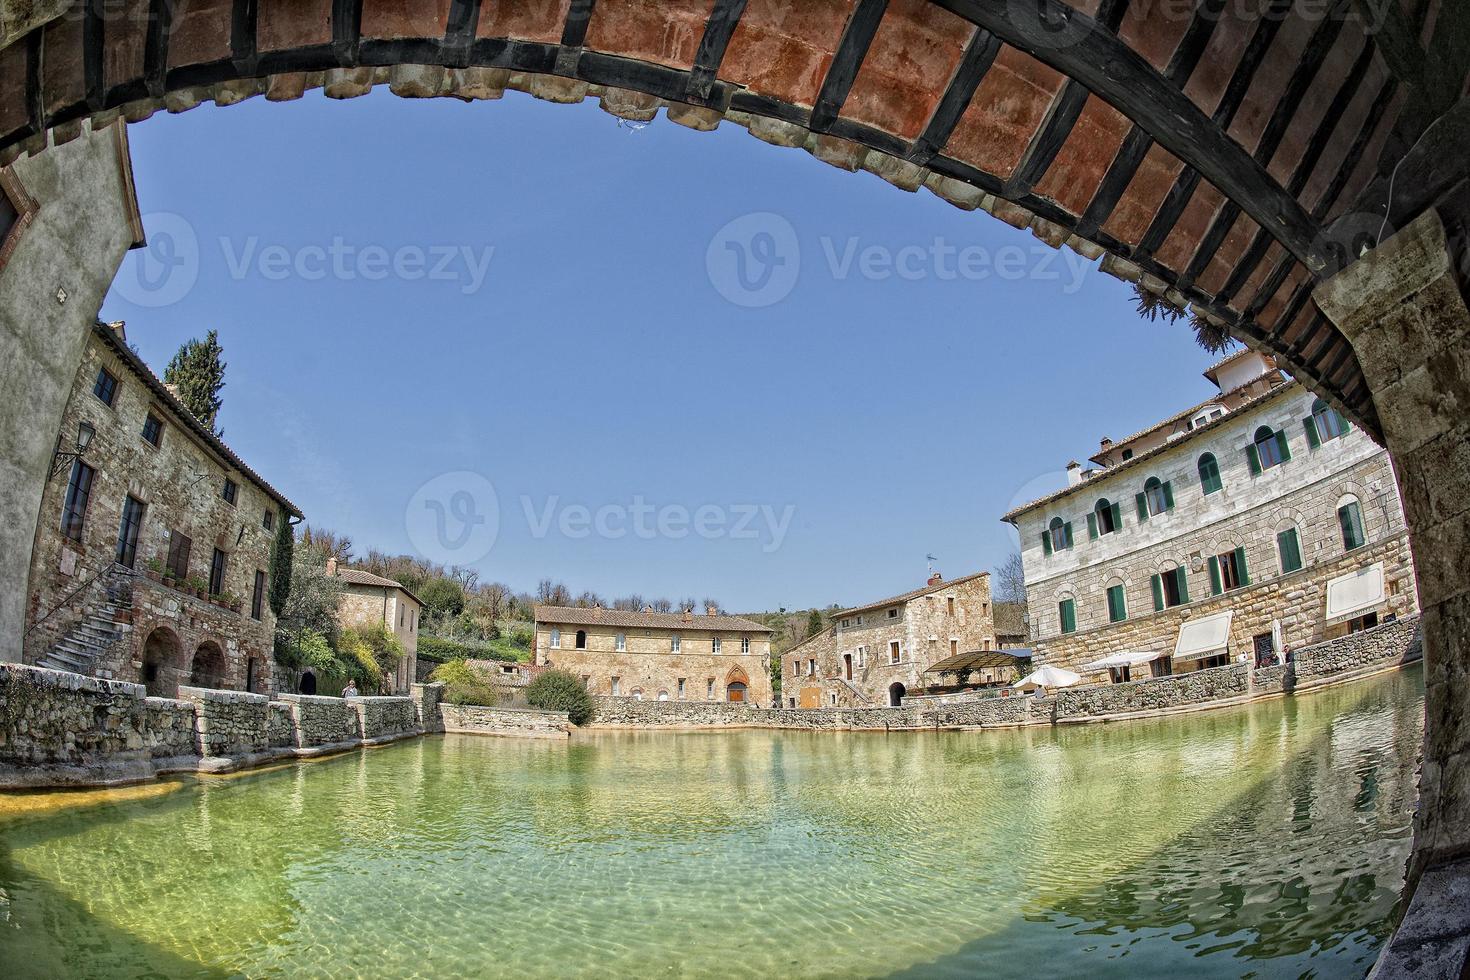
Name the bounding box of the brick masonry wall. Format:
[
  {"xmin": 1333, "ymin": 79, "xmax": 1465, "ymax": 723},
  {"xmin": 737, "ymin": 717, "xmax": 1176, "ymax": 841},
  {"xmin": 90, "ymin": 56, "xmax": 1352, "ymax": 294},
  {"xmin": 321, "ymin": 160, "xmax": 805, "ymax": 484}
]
[{"xmin": 439, "ymin": 703, "xmax": 572, "ymax": 739}]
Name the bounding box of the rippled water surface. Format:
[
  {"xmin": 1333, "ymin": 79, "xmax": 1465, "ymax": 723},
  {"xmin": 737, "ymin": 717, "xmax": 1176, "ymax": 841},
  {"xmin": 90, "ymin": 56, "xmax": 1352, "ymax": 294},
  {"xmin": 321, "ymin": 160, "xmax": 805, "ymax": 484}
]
[{"xmin": 0, "ymin": 668, "xmax": 1424, "ymax": 978}]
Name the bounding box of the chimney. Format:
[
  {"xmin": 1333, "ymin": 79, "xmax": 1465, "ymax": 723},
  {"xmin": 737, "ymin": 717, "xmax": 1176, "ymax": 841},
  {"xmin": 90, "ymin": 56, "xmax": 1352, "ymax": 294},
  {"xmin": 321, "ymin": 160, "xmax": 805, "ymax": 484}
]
[
  {"xmin": 927, "ymin": 571, "xmax": 943, "ymax": 586},
  {"xmin": 682, "ymin": 608, "xmax": 693, "ymax": 623},
  {"xmin": 326, "ymin": 557, "xmax": 338, "ymax": 576},
  {"xmin": 641, "ymin": 605, "xmax": 653, "ymax": 613},
  {"xmin": 706, "ymin": 605, "xmax": 719, "ymax": 617},
  {"xmin": 1066, "ymin": 460, "xmax": 1084, "ymax": 486},
  {"xmin": 106, "ymin": 320, "xmax": 127, "ymax": 342}
]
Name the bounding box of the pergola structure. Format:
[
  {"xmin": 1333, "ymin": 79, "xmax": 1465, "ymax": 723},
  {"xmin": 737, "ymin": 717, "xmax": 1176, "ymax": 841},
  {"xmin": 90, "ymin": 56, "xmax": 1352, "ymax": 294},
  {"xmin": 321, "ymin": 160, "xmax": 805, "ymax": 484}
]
[{"xmin": 0, "ymin": 1, "xmax": 1467, "ymax": 973}]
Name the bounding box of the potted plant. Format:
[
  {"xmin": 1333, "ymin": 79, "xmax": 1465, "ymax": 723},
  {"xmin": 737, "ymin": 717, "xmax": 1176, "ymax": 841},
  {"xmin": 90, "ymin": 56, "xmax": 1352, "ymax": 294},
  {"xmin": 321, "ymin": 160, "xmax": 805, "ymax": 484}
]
[
  {"xmin": 142, "ymin": 556, "xmax": 164, "ymax": 582},
  {"xmin": 187, "ymin": 576, "xmax": 208, "ymax": 599}
]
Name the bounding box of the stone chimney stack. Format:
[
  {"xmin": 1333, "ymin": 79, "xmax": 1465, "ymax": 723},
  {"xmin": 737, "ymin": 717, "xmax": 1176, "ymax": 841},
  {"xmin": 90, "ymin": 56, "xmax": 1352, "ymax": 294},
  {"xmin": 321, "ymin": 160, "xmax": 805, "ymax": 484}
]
[
  {"xmin": 641, "ymin": 605, "xmax": 653, "ymax": 614},
  {"xmin": 706, "ymin": 604, "xmax": 719, "ymax": 617},
  {"xmin": 1066, "ymin": 460, "xmax": 1084, "ymax": 486},
  {"xmin": 326, "ymin": 557, "xmax": 338, "ymax": 576},
  {"xmin": 927, "ymin": 571, "xmax": 943, "ymax": 586},
  {"xmin": 682, "ymin": 608, "xmax": 693, "ymax": 623}
]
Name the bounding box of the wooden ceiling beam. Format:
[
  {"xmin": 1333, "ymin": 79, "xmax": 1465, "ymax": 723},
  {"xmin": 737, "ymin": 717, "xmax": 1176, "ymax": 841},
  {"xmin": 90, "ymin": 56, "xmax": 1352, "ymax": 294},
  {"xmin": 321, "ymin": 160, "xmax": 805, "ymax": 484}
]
[
  {"xmin": 811, "ymin": 0, "xmax": 889, "ymax": 133},
  {"xmin": 913, "ymin": 27, "xmax": 1003, "ymax": 163},
  {"xmin": 688, "ymin": 0, "xmax": 748, "ymax": 100}
]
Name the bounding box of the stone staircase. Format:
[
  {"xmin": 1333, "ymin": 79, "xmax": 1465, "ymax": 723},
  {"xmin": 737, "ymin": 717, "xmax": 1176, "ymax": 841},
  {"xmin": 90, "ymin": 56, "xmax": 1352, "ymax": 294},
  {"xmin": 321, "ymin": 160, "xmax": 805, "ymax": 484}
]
[
  {"xmin": 36, "ymin": 566, "xmax": 134, "ymax": 677},
  {"xmin": 836, "ymin": 678, "xmax": 876, "ymax": 706}
]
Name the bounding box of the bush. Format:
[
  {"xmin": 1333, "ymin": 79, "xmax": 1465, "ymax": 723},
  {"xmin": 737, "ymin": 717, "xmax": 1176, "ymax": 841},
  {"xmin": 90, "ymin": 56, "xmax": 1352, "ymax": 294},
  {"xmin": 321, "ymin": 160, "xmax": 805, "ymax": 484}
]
[
  {"xmin": 430, "ymin": 659, "xmax": 500, "ymax": 706},
  {"xmin": 340, "ymin": 623, "xmax": 403, "ymax": 693},
  {"xmin": 525, "ymin": 669, "xmax": 593, "ymax": 726},
  {"xmin": 417, "ymin": 634, "xmax": 521, "ymax": 665}
]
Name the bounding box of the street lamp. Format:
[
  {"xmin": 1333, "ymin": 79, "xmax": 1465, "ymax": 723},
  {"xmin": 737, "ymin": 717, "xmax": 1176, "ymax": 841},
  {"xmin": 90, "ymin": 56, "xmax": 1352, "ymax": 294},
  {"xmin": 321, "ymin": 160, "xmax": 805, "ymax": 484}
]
[{"xmin": 49, "ymin": 421, "xmax": 94, "ymax": 480}]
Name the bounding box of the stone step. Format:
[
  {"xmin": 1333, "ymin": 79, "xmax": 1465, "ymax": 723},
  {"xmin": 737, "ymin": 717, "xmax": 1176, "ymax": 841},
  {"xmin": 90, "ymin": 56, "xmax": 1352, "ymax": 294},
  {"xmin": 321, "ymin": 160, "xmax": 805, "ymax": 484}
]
[
  {"xmin": 77, "ymin": 623, "xmax": 120, "ymax": 641},
  {"xmin": 41, "ymin": 649, "xmax": 92, "ymax": 672},
  {"xmin": 65, "ymin": 631, "xmax": 115, "ymax": 652}
]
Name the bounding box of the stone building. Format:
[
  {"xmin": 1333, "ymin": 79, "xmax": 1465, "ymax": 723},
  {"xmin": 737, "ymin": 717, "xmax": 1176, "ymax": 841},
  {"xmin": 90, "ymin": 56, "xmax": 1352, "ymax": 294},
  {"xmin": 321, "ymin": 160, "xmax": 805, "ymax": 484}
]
[
  {"xmin": 1004, "ymin": 351, "xmax": 1416, "ymax": 682},
  {"xmin": 534, "ymin": 605, "xmax": 775, "ymax": 706},
  {"xmin": 327, "ymin": 558, "xmax": 422, "ymax": 694},
  {"xmin": 23, "ymin": 319, "xmax": 302, "ymax": 697},
  {"xmin": 781, "ymin": 571, "xmax": 996, "ymax": 709}
]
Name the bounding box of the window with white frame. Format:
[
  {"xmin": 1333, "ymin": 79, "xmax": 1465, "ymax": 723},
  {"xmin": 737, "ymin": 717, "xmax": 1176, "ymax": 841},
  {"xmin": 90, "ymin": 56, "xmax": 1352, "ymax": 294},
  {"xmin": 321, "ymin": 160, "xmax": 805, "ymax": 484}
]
[
  {"xmin": 856, "ymin": 646, "xmax": 866, "ymax": 668},
  {"xmin": 550, "ymin": 629, "xmax": 561, "ymax": 649},
  {"xmin": 889, "ymin": 640, "xmax": 901, "ymax": 664},
  {"xmin": 671, "ymin": 633, "xmax": 681, "ymax": 652},
  {"xmin": 707, "ymin": 678, "xmax": 715, "ymax": 699},
  {"xmin": 807, "ymin": 659, "xmax": 815, "ymax": 676},
  {"xmin": 712, "ymin": 636, "xmax": 722, "ymax": 654},
  {"xmin": 615, "ymin": 633, "xmax": 627, "ymax": 651},
  {"xmin": 741, "ymin": 636, "xmax": 750, "ymax": 654},
  {"xmin": 611, "ymin": 676, "xmax": 621, "ymax": 696}
]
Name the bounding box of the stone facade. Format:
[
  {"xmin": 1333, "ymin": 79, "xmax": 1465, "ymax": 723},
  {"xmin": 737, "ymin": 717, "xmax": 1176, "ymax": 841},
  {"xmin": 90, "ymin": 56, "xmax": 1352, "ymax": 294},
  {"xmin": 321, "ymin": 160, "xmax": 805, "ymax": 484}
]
[
  {"xmin": 1008, "ymin": 362, "xmax": 1416, "ymax": 681},
  {"xmin": 439, "ymin": 703, "xmax": 572, "ymax": 739},
  {"xmin": 535, "ymin": 605, "xmax": 775, "ymax": 706},
  {"xmin": 23, "ymin": 320, "xmax": 301, "ymax": 698},
  {"xmin": 330, "ymin": 560, "xmax": 422, "ymax": 693},
  {"xmin": 780, "ymin": 571, "xmax": 997, "ymax": 709}
]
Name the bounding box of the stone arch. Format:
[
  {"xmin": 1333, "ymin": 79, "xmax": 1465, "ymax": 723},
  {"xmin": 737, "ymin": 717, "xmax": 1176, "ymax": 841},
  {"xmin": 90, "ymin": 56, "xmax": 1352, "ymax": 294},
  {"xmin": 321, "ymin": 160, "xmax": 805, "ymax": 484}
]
[
  {"xmin": 188, "ymin": 640, "xmax": 228, "ymax": 690},
  {"xmin": 888, "ymin": 682, "xmax": 906, "ymax": 708},
  {"xmin": 140, "ymin": 625, "xmax": 181, "ymax": 698},
  {"xmin": 725, "ymin": 664, "xmax": 750, "ymax": 703},
  {"xmin": 299, "ymin": 670, "xmax": 317, "ymax": 696}
]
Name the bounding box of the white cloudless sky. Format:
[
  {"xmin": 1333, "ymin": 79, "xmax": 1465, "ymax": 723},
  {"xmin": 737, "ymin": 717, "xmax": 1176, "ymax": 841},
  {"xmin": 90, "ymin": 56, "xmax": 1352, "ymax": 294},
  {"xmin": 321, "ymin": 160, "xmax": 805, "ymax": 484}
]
[{"xmin": 101, "ymin": 88, "xmax": 1224, "ymax": 611}]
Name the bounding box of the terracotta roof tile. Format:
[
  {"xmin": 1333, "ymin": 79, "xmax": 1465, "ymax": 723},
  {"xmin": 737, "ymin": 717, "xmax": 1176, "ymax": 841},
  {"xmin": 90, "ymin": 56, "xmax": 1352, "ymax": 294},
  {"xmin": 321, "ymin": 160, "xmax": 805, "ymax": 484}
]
[
  {"xmin": 836, "ymin": 571, "xmax": 990, "ymax": 618},
  {"xmin": 534, "ymin": 606, "xmax": 775, "ymax": 632}
]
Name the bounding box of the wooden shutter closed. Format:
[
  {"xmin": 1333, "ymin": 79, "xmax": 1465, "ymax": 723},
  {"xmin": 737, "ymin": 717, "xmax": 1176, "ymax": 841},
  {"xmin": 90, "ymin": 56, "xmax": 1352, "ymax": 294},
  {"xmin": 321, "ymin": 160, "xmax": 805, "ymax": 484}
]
[
  {"xmin": 1247, "ymin": 443, "xmax": 1262, "ymax": 475},
  {"xmin": 1235, "ymin": 546, "xmax": 1249, "ymax": 586},
  {"xmin": 1304, "ymin": 414, "xmax": 1321, "ymax": 449},
  {"xmin": 1162, "ymin": 481, "xmax": 1174, "ymax": 510},
  {"xmin": 1209, "ymin": 555, "xmax": 1222, "ymax": 595},
  {"xmin": 1151, "ymin": 574, "xmax": 1164, "ymax": 611},
  {"xmin": 1136, "ymin": 493, "xmax": 1149, "ymax": 521}
]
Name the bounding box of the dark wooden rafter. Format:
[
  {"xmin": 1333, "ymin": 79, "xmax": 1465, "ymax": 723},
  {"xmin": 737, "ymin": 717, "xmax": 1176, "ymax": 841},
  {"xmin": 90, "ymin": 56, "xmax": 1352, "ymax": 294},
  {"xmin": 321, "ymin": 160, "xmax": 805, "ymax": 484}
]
[
  {"xmin": 1004, "ymin": 0, "xmax": 1128, "ymax": 198},
  {"xmin": 24, "ymin": 28, "xmax": 41, "ymax": 135},
  {"xmin": 82, "ymin": 0, "xmax": 104, "ymax": 109},
  {"xmin": 554, "ymin": 0, "xmax": 597, "ymax": 75},
  {"xmin": 1135, "ymin": 0, "xmax": 1295, "ymax": 259},
  {"xmin": 688, "ymin": 0, "xmax": 749, "ymax": 101},
  {"xmin": 143, "ymin": 0, "xmax": 173, "ymax": 99},
  {"xmin": 1350, "ymin": 0, "xmax": 1427, "ymax": 90},
  {"xmin": 331, "ymin": 0, "xmax": 363, "ymax": 64},
  {"xmin": 1181, "ymin": 9, "xmax": 1350, "ymax": 285},
  {"xmin": 444, "ymin": 0, "xmax": 482, "ymax": 65},
  {"xmin": 231, "ymin": 0, "xmax": 260, "ymax": 74},
  {"xmin": 912, "ymin": 27, "xmax": 1002, "ymax": 163},
  {"xmin": 811, "ymin": 0, "xmax": 889, "ymax": 132},
  {"xmin": 1075, "ymin": 0, "xmax": 1224, "ymax": 240}
]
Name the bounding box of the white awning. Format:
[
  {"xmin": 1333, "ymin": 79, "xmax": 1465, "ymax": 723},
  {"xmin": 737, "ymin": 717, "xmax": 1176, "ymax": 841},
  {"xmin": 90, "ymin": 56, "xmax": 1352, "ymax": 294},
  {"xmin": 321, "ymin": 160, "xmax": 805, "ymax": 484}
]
[
  {"xmin": 1080, "ymin": 651, "xmax": 1161, "ymax": 671},
  {"xmin": 1174, "ymin": 610, "xmax": 1234, "ymax": 662},
  {"xmin": 1326, "ymin": 563, "xmax": 1385, "ymax": 621}
]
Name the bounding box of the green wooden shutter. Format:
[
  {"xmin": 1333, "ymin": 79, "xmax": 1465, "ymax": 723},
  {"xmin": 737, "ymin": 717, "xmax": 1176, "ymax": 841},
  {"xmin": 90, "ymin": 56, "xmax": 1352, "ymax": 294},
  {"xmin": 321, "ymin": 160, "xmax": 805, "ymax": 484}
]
[
  {"xmin": 1042, "ymin": 531, "xmax": 1052, "ymax": 556},
  {"xmin": 1064, "ymin": 522, "xmax": 1074, "ymax": 549},
  {"xmin": 1111, "ymin": 502, "xmax": 1122, "ymax": 530},
  {"xmin": 1235, "ymin": 546, "xmax": 1249, "ymax": 586},
  {"xmin": 1340, "ymin": 504, "xmax": 1364, "ymax": 550},
  {"xmin": 1087, "ymin": 512, "xmax": 1098, "ymax": 540},
  {"xmin": 1247, "ymin": 443, "xmax": 1262, "ymax": 475},
  {"xmin": 1276, "ymin": 430, "xmax": 1291, "ymax": 463},
  {"xmin": 1175, "ymin": 567, "xmax": 1190, "ymax": 603},
  {"xmin": 1151, "ymin": 574, "xmax": 1164, "ymax": 611},
  {"xmin": 1304, "ymin": 415, "xmax": 1321, "ymax": 449},
  {"xmin": 1162, "ymin": 481, "xmax": 1175, "ymax": 510},
  {"xmin": 1279, "ymin": 528, "xmax": 1302, "ymax": 573},
  {"xmin": 1059, "ymin": 599, "xmax": 1076, "ymax": 634},
  {"xmin": 1208, "ymin": 555, "xmax": 1222, "ymax": 595},
  {"xmin": 1136, "ymin": 493, "xmax": 1149, "ymax": 521}
]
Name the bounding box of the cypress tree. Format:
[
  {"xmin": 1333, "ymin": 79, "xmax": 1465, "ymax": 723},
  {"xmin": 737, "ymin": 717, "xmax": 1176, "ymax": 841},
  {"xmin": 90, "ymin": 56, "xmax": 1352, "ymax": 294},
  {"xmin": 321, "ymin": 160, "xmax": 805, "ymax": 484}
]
[
  {"xmin": 806, "ymin": 609, "xmax": 823, "ymax": 638},
  {"xmin": 163, "ymin": 329, "xmax": 227, "ymax": 435},
  {"xmin": 268, "ymin": 514, "xmax": 294, "ymax": 617}
]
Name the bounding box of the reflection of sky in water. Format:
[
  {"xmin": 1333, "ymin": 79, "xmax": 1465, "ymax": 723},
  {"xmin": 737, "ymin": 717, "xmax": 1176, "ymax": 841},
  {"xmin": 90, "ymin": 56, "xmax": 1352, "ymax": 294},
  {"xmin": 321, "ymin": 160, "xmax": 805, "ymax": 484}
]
[{"xmin": 0, "ymin": 667, "xmax": 1423, "ymax": 979}]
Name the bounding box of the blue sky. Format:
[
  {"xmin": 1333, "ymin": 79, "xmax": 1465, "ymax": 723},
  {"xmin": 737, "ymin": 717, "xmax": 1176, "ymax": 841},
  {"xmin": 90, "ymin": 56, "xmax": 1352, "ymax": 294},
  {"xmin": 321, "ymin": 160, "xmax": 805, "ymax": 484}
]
[{"xmin": 101, "ymin": 88, "xmax": 1222, "ymax": 611}]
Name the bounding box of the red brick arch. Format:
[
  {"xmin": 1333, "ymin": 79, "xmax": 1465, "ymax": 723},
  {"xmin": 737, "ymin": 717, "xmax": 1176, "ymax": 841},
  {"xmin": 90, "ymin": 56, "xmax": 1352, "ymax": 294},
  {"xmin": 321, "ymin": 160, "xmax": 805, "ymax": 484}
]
[{"xmin": 0, "ymin": 0, "xmax": 1454, "ymax": 437}]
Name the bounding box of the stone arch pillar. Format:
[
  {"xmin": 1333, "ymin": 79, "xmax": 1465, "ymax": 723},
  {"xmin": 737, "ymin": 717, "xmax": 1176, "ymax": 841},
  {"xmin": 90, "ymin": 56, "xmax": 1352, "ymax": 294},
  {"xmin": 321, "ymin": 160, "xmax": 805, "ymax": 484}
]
[{"xmin": 1314, "ymin": 208, "xmax": 1470, "ymax": 975}]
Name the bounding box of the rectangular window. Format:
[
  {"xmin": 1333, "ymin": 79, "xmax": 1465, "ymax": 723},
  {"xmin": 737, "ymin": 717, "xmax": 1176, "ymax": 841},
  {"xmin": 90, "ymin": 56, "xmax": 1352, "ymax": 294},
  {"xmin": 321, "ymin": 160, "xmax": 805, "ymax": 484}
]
[
  {"xmin": 1211, "ymin": 548, "xmax": 1249, "ymax": 594},
  {"xmin": 1340, "ymin": 501, "xmax": 1366, "ymax": 551},
  {"xmin": 263, "ymin": 509, "xmax": 275, "ymax": 531},
  {"xmin": 93, "ymin": 366, "xmax": 118, "ymax": 406},
  {"xmin": 712, "ymin": 636, "xmax": 722, "ymax": 654},
  {"xmin": 208, "ymin": 547, "xmax": 227, "ymax": 596},
  {"xmin": 1106, "ymin": 584, "xmax": 1126, "ymax": 623},
  {"xmin": 252, "ymin": 570, "xmax": 266, "ymax": 620},
  {"xmin": 611, "ymin": 676, "xmax": 621, "ymax": 696},
  {"xmin": 60, "ymin": 460, "xmax": 95, "ymax": 543},
  {"xmin": 950, "ymin": 638, "xmax": 959, "ymax": 657},
  {"xmin": 830, "ymin": 693, "xmax": 838, "ymax": 706},
  {"xmin": 165, "ymin": 529, "xmax": 192, "ymax": 580},
  {"xmin": 807, "ymin": 659, "xmax": 815, "ymax": 677},
  {"xmin": 141, "ymin": 413, "xmax": 163, "ymax": 447},
  {"xmin": 677, "ymin": 678, "xmax": 686, "ymax": 699},
  {"xmin": 1348, "ymin": 611, "xmax": 1379, "ymax": 634},
  {"xmin": 399, "ymin": 606, "xmax": 404, "ymax": 627},
  {"xmin": 114, "ymin": 495, "xmax": 145, "ymax": 567},
  {"xmin": 741, "ymin": 636, "xmax": 751, "ymax": 654},
  {"xmin": 856, "ymin": 646, "xmax": 866, "ymax": 668},
  {"xmin": 889, "ymin": 640, "xmax": 901, "ymax": 664},
  {"xmin": 1156, "ymin": 567, "xmax": 1189, "ymax": 609},
  {"xmin": 550, "ymin": 629, "xmax": 561, "ymax": 649},
  {"xmin": 1058, "ymin": 598, "xmax": 1076, "ymax": 634},
  {"xmin": 615, "ymin": 633, "xmax": 627, "ymax": 652},
  {"xmin": 707, "ymin": 679, "xmax": 715, "ymax": 700},
  {"xmin": 222, "ymin": 477, "xmax": 238, "ymax": 505},
  {"xmin": 671, "ymin": 634, "xmax": 681, "ymax": 653},
  {"xmin": 888, "ymin": 608, "xmax": 898, "ymax": 619},
  {"xmin": 947, "ymin": 597, "xmax": 955, "ymax": 616},
  {"xmin": 1277, "ymin": 527, "xmax": 1303, "ymax": 574}
]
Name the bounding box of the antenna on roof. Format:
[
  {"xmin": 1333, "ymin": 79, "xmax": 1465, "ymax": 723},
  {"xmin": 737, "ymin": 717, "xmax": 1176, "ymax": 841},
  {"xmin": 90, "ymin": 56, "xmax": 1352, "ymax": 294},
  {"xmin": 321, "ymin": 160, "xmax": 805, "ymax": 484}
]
[{"xmin": 926, "ymin": 553, "xmax": 937, "ymax": 575}]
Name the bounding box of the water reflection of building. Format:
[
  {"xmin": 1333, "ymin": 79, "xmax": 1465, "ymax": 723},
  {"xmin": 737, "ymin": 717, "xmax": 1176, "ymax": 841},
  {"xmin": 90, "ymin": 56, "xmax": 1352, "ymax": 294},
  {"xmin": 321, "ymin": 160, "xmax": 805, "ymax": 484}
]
[{"xmin": 1005, "ymin": 351, "xmax": 1417, "ymax": 682}]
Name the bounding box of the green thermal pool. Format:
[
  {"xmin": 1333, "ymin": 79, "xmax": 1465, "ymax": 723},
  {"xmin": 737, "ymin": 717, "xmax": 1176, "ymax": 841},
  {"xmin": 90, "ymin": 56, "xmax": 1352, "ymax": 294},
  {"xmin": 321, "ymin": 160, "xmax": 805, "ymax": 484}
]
[{"xmin": 0, "ymin": 668, "xmax": 1423, "ymax": 978}]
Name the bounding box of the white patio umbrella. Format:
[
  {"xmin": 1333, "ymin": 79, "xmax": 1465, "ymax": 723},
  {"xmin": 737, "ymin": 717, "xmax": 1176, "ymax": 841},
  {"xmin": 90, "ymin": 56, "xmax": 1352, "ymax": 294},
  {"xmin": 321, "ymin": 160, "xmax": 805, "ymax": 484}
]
[{"xmin": 1013, "ymin": 665, "xmax": 1083, "ymax": 689}]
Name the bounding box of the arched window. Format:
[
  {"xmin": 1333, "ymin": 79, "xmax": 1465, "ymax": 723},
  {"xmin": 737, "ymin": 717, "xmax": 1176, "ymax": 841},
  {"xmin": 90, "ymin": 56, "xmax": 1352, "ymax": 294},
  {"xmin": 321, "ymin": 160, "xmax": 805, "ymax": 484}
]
[
  {"xmin": 1090, "ymin": 498, "xmax": 1119, "ymax": 538},
  {"xmin": 575, "ymin": 629, "xmax": 587, "ymax": 649},
  {"xmin": 1198, "ymin": 452, "xmax": 1222, "ymax": 495},
  {"xmin": 1338, "ymin": 495, "xmax": 1366, "ymax": 551},
  {"xmin": 1043, "ymin": 516, "xmax": 1072, "ymax": 555},
  {"xmin": 1140, "ymin": 477, "xmax": 1172, "ymax": 518},
  {"xmin": 1306, "ymin": 397, "xmax": 1348, "ymax": 446},
  {"xmin": 1251, "ymin": 425, "xmax": 1290, "ymax": 472}
]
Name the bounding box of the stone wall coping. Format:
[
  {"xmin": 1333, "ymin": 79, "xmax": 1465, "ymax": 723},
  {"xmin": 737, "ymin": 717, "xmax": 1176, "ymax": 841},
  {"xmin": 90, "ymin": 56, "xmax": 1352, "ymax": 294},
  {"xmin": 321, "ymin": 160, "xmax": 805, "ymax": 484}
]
[
  {"xmin": 144, "ymin": 695, "xmax": 193, "ymax": 709},
  {"xmin": 273, "ymin": 693, "xmax": 352, "ymax": 705},
  {"xmin": 177, "ymin": 685, "xmax": 270, "ymax": 705},
  {"xmin": 347, "ymin": 695, "xmax": 414, "ymax": 704},
  {"xmin": 1, "ymin": 661, "xmax": 145, "ymax": 698},
  {"xmin": 440, "ymin": 703, "xmax": 570, "ymax": 720}
]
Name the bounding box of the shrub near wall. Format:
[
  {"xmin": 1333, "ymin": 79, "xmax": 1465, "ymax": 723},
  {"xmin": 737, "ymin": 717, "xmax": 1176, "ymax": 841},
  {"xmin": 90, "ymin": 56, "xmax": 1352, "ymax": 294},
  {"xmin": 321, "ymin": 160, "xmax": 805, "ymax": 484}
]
[{"xmin": 525, "ymin": 669, "xmax": 593, "ymax": 725}]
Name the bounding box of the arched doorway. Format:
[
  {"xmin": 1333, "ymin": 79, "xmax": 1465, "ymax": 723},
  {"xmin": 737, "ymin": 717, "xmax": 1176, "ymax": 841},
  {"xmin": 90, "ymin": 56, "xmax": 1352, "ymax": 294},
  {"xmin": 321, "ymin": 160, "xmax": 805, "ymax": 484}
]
[
  {"xmin": 189, "ymin": 641, "xmax": 227, "ymax": 690},
  {"xmin": 140, "ymin": 626, "xmax": 181, "ymax": 699},
  {"xmin": 888, "ymin": 683, "xmax": 906, "ymax": 707},
  {"xmin": 299, "ymin": 671, "xmax": 317, "ymax": 696},
  {"xmin": 726, "ymin": 665, "xmax": 750, "ymax": 703}
]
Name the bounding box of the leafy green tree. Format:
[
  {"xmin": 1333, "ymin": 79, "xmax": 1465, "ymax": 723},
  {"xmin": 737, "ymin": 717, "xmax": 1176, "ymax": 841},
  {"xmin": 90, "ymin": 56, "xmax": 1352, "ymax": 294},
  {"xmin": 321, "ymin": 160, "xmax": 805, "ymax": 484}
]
[
  {"xmin": 430, "ymin": 659, "xmax": 500, "ymax": 706},
  {"xmin": 525, "ymin": 669, "xmax": 594, "ymax": 725},
  {"xmin": 419, "ymin": 577, "xmax": 467, "ymax": 619},
  {"xmin": 268, "ymin": 513, "xmax": 293, "ymax": 617},
  {"xmin": 163, "ymin": 329, "xmax": 227, "ymax": 435},
  {"xmin": 275, "ymin": 547, "xmax": 344, "ymax": 656},
  {"xmin": 806, "ymin": 609, "xmax": 824, "ymax": 638}
]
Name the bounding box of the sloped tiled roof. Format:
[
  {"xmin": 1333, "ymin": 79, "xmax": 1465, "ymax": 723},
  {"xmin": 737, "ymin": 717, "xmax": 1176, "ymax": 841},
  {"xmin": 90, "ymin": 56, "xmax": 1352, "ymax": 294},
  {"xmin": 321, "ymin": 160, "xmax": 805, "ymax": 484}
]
[
  {"xmin": 333, "ymin": 566, "xmax": 422, "ymax": 606},
  {"xmin": 534, "ymin": 606, "xmax": 774, "ymax": 632},
  {"xmin": 836, "ymin": 571, "xmax": 989, "ymax": 618}
]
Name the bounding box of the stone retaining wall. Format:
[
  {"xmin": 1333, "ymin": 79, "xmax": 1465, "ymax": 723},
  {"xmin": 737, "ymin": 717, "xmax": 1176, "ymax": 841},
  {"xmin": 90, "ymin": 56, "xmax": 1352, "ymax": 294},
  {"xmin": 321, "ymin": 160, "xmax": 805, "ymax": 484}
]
[
  {"xmin": 0, "ymin": 662, "xmax": 424, "ymax": 788},
  {"xmin": 588, "ymin": 694, "xmax": 1040, "ymax": 731},
  {"xmin": 439, "ymin": 703, "xmax": 572, "ymax": 739},
  {"xmin": 1054, "ymin": 663, "xmax": 1252, "ymax": 720}
]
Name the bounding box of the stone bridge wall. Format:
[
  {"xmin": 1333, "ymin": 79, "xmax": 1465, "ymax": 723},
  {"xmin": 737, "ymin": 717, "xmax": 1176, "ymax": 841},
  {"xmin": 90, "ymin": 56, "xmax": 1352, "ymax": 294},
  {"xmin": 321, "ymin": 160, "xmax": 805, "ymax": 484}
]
[
  {"xmin": 439, "ymin": 704, "xmax": 572, "ymax": 740},
  {"xmin": 275, "ymin": 693, "xmax": 360, "ymax": 748},
  {"xmin": 588, "ymin": 694, "xmax": 1038, "ymax": 731}
]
